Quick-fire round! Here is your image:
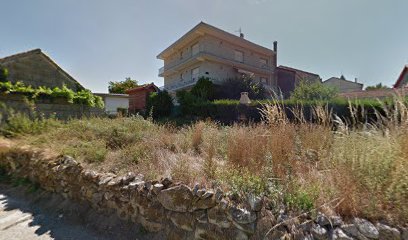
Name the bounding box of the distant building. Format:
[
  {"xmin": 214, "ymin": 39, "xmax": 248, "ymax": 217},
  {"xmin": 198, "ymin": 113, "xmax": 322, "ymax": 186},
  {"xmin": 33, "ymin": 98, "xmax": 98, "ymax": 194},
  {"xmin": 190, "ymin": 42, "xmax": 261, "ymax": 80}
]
[
  {"xmin": 94, "ymin": 93, "xmax": 129, "ymax": 115},
  {"xmin": 339, "ymin": 88, "xmax": 408, "ymax": 99},
  {"xmin": 393, "ymin": 65, "xmax": 408, "ymax": 88},
  {"xmin": 126, "ymin": 83, "xmax": 159, "ymax": 113},
  {"xmin": 157, "ymin": 22, "xmax": 277, "ymax": 93},
  {"xmin": 276, "ymin": 65, "xmax": 321, "ymax": 98},
  {"xmin": 0, "ymin": 49, "xmax": 84, "ymax": 91},
  {"xmin": 323, "ymin": 76, "xmax": 363, "ymax": 93}
]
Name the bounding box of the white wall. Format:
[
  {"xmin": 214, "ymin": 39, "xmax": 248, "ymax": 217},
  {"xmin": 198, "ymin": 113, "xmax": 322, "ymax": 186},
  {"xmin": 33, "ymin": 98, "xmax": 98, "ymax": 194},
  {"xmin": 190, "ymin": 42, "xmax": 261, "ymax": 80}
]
[{"xmin": 104, "ymin": 97, "xmax": 129, "ymax": 114}]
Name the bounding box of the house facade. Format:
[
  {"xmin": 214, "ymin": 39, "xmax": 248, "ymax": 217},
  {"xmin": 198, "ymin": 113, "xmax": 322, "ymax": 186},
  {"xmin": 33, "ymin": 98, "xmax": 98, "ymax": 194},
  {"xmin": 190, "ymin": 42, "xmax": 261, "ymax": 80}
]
[
  {"xmin": 276, "ymin": 66, "xmax": 321, "ymax": 98},
  {"xmin": 323, "ymin": 76, "xmax": 363, "ymax": 93},
  {"xmin": 157, "ymin": 22, "xmax": 277, "ymax": 93},
  {"xmin": 393, "ymin": 65, "xmax": 408, "ymax": 88},
  {"xmin": 94, "ymin": 93, "xmax": 129, "ymax": 115},
  {"xmin": 0, "ymin": 49, "xmax": 84, "ymax": 91}
]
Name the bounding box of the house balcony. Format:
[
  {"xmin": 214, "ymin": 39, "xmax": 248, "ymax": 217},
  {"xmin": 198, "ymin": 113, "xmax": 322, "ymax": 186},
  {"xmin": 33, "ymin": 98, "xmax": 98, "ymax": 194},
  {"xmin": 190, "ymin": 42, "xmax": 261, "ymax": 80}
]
[
  {"xmin": 164, "ymin": 78, "xmax": 198, "ymax": 92},
  {"xmin": 158, "ymin": 50, "xmax": 274, "ymax": 77},
  {"xmin": 158, "ymin": 67, "xmax": 164, "ymax": 77}
]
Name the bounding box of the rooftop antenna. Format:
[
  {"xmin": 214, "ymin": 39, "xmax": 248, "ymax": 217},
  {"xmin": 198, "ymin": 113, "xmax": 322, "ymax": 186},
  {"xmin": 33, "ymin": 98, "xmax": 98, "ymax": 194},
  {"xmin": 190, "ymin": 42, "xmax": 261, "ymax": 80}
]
[{"xmin": 235, "ymin": 27, "xmax": 244, "ymax": 38}]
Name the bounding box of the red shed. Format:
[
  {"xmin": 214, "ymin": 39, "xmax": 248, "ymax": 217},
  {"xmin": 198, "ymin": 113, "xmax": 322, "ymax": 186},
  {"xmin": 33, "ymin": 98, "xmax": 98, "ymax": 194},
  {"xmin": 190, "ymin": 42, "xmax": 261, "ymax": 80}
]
[{"xmin": 125, "ymin": 83, "xmax": 159, "ymax": 113}]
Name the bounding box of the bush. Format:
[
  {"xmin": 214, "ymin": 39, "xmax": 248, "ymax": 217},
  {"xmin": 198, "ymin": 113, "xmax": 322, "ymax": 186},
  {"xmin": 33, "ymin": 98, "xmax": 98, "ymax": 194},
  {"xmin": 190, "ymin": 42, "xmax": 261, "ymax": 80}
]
[
  {"xmin": 146, "ymin": 90, "xmax": 173, "ymax": 118},
  {"xmin": 191, "ymin": 77, "xmax": 215, "ymax": 100},
  {"xmin": 0, "ymin": 106, "xmax": 60, "ymax": 137},
  {"xmin": 174, "ymin": 97, "xmax": 389, "ymax": 124},
  {"xmin": 291, "ymin": 81, "xmax": 337, "ymax": 101},
  {"xmin": 0, "ymin": 81, "xmax": 104, "ymax": 108},
  {"xmin": 216, "ymin": 75, "xmax": 266, "ymax": 100},
  {"xmin": 0, "ymin": 67, "xmax": 8, "ymax": 82}
]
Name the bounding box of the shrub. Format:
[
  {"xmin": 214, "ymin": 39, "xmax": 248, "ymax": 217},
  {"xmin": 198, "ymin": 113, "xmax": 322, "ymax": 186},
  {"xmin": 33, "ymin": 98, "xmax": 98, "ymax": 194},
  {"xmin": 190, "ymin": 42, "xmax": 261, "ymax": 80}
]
[
  {"xmin": 216, "ymin": 75, "xmax": 266, "ymax": 100},
  {"xmin": 291, "ymin": 81, "xmax": 337, "ymax": 101},
  {"xmin": 191, "ymin": 77, "xmax": 215, "ymax": 100},
  {"xmin": 146, "ymin": 90, "xmax": 173, "ymax": 118},
  {"xmin": 0, "ymin": 109, "xmax": 59, "ymax": 137},
  {"xmin": 0, "ymin": 67, "xmax": 8, "ymax": 82},
  {"xmin": 0, "ymin": 81, "xmax": 104, "ymax": 108}
]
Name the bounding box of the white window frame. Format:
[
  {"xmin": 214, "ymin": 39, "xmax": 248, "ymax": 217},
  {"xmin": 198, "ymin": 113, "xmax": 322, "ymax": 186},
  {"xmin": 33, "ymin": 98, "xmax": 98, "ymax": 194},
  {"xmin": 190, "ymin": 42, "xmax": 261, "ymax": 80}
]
[{"xmin": 234, "ymin": 50, "xmax": 244, "ymax": 63}]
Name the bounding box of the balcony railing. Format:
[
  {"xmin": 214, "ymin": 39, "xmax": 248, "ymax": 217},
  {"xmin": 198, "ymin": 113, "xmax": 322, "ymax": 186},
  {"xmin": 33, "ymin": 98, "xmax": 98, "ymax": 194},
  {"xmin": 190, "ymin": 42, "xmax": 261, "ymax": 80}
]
[
  {"xmin": 158, "ymin": 67, "xmax": 164, "ymax": 77},
  {"xmin": 164, "ymin": 78, "xmax": 198, "ymax": 91}
]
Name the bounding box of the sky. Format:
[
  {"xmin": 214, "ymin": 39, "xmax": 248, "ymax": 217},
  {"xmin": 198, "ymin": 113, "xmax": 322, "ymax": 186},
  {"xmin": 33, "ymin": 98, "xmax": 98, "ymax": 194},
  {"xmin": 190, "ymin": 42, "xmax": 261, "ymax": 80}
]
[{"xmin": 1, "ymin": 0, "xmax": 407, "ymax": 93}]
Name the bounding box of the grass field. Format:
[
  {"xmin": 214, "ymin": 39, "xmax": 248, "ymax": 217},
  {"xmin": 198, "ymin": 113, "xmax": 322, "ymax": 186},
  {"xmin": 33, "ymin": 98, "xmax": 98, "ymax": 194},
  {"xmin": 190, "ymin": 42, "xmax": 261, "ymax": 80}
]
[{"xmin": 1, "ymin": 101, "xmax": 407, "ymax": 224}]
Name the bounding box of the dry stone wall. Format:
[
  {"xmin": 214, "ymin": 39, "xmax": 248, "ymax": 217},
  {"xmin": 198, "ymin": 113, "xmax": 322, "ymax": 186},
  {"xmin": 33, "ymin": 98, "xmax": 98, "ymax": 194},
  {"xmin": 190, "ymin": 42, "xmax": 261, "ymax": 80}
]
[{"xmin": 0, "ymin": 143, "xmax": 406, "ymax": 240}]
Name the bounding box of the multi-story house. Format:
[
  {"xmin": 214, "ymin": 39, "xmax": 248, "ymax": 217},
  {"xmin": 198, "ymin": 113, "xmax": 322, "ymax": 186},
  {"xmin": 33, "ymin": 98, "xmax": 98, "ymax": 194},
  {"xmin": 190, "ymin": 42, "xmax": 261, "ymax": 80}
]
[{"xmin": 157, "ymin": 22, "xmax": 277, "ymax": 93}]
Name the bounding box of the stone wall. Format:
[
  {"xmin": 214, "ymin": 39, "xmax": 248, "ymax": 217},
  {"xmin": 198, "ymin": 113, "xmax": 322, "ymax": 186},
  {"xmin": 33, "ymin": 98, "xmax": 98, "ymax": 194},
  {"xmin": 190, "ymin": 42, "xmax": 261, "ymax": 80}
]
[
  {"xmin": 0, "ymin": 143, "xmax": 406, "ymax": 240},
  {"xmin": 0, "ymin": 95, "xmax": 103, "ymax": 120}
]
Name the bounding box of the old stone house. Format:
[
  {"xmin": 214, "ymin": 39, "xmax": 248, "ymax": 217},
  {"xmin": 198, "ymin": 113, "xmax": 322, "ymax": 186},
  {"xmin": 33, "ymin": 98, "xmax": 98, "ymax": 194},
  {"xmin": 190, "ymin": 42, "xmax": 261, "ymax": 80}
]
[
  {"xmin": 323, "ymin": 76, "xmax": 363, "ymax": 93},
  {"xmin": 157, "ymin": 22, "xmax": 277, "ymax": 93},
  {"xmin": 0, "ymin": 49, "xmax": 84, "ymax": 91}
]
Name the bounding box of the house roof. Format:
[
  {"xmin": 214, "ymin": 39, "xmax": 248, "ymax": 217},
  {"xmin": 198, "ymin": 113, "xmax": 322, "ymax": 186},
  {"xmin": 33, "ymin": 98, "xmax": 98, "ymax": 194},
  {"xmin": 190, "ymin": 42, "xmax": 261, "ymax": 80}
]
[
  {"xmin": 277, "ymin": 65, "xmax": 321, "ymax": 78},
  {"xmin": 393, "ymin": 65, "xmax": 408, "ymax": 88},
  {"xmin": 125, "ymin": 83, "xmax": 159, "ymax": 94},
  {"xmin": 338, "ymin": 88, "xmax": 408, "ymax": 99},
  {"xmin": 157, "ymin": 22, "xmax": 275, "ymax": 59},
  {"xmin": 0, "ymin": 48, "xmax": 84, "ymax": 89},
  {"xmin": 324, "ymin": 77, "xmax": 364, "ymax": 87}
]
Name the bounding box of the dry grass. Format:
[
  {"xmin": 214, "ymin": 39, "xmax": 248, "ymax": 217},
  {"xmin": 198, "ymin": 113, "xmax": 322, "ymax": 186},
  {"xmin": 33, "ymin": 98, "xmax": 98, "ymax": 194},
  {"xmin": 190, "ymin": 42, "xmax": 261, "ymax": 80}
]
[{"xmin": 7, "ymin": 99, "xmax": 408, "ymax": 224}]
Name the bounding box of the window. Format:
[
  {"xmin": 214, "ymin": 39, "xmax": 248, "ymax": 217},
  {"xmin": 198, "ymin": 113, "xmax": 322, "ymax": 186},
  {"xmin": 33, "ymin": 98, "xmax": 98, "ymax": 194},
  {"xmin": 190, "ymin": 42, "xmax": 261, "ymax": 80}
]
[
  {"xmin": 192, "ymin": 43, "xmax": 199, "ymax": 55},
  {"xmin": 234, "ymin": 50, "xmax": 244, "ymax": 63},
  {"xmin": 260, "ymin": 58, "xmax": 268, "ymax": 67},
  {"xmin": 192, "ymin": 67, "xmax": 199, "ymax": 81},
  {"xmin": 179, "ymin": 51, "xmax": 183, "ymax": 60},
  {"xmin": 260, "ymin": 77, "xmax": 268, "ymax": 84}
]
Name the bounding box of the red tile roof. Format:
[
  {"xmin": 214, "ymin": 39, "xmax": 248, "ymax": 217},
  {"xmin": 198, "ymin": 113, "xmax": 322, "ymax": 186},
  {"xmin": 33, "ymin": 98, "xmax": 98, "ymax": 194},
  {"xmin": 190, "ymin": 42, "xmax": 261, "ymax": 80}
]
[
  {"xmin": 339, "ymin": 88, "xmax": 408, "ymax": 99},
  {"xmin": 125, "ymin": 83, "xmax": 159, "ymax": 94},
  {"xmin": 393, "ymin": 65, "xmax": 408, "ymax": 88}
]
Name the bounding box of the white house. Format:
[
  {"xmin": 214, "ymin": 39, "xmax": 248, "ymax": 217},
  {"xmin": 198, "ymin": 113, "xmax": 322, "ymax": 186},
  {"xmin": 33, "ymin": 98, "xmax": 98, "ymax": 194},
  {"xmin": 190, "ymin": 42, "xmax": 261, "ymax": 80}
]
[{"xmin": 94, "ymin": 93, "xmax": 129, "ymax": 115}]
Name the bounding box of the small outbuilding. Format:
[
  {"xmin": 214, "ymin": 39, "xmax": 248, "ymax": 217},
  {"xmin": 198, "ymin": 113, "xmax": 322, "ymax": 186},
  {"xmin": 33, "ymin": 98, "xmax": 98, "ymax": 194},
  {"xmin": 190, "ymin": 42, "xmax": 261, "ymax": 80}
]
[
  {"xmin": 94, "ymin": 93, "xmax": 129, "ymax": 116},
  {"xmin": 125, "ymin": 83, "xmax": 159, "ymax": 113}
]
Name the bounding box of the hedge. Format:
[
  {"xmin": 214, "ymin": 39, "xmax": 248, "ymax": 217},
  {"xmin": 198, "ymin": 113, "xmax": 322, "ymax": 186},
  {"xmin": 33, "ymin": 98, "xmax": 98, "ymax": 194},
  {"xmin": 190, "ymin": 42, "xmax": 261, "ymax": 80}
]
[{"xmin": 178, "ymin": 98, "xmax": 391, "ymax": 124}]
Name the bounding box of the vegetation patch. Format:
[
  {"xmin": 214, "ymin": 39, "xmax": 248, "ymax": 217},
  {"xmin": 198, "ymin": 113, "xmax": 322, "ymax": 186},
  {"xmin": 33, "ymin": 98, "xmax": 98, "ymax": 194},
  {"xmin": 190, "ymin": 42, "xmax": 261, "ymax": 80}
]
[{"xmin": 1, "ymin": 98, "xmax": 408, "ymax": 224}]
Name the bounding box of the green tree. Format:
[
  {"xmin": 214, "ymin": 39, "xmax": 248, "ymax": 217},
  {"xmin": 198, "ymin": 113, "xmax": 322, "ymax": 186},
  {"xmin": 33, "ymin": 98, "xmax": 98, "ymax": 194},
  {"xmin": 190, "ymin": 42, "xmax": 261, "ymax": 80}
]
[
  {"xmin": 146, "ymin": 90, "xmax": 173, "ymax": 118},
  {"xmin": 191, "ymin": 77, "xmax": 215, "ymax": 100},
  {"xmin": 365, "ymin": 83, "xmax": 390, "ymax": 91},
  {"xmin": 0, "ymin": 67, "xmax": 8, "ymax": 82},
  {"xmin": 291, "ymin": 80, "xmax": 337, "ymax": 101},
  {"xmin": 108, "ymin": 77, "xmax": 138, "ymax": 94}
]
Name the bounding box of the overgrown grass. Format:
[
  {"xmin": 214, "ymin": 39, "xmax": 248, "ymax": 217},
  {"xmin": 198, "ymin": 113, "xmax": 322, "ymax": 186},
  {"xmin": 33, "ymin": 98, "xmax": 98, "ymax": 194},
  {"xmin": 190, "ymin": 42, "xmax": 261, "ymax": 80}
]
[{"xmin": 2, "ymin": 99, "xmax": 408, "ymax": 224}]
